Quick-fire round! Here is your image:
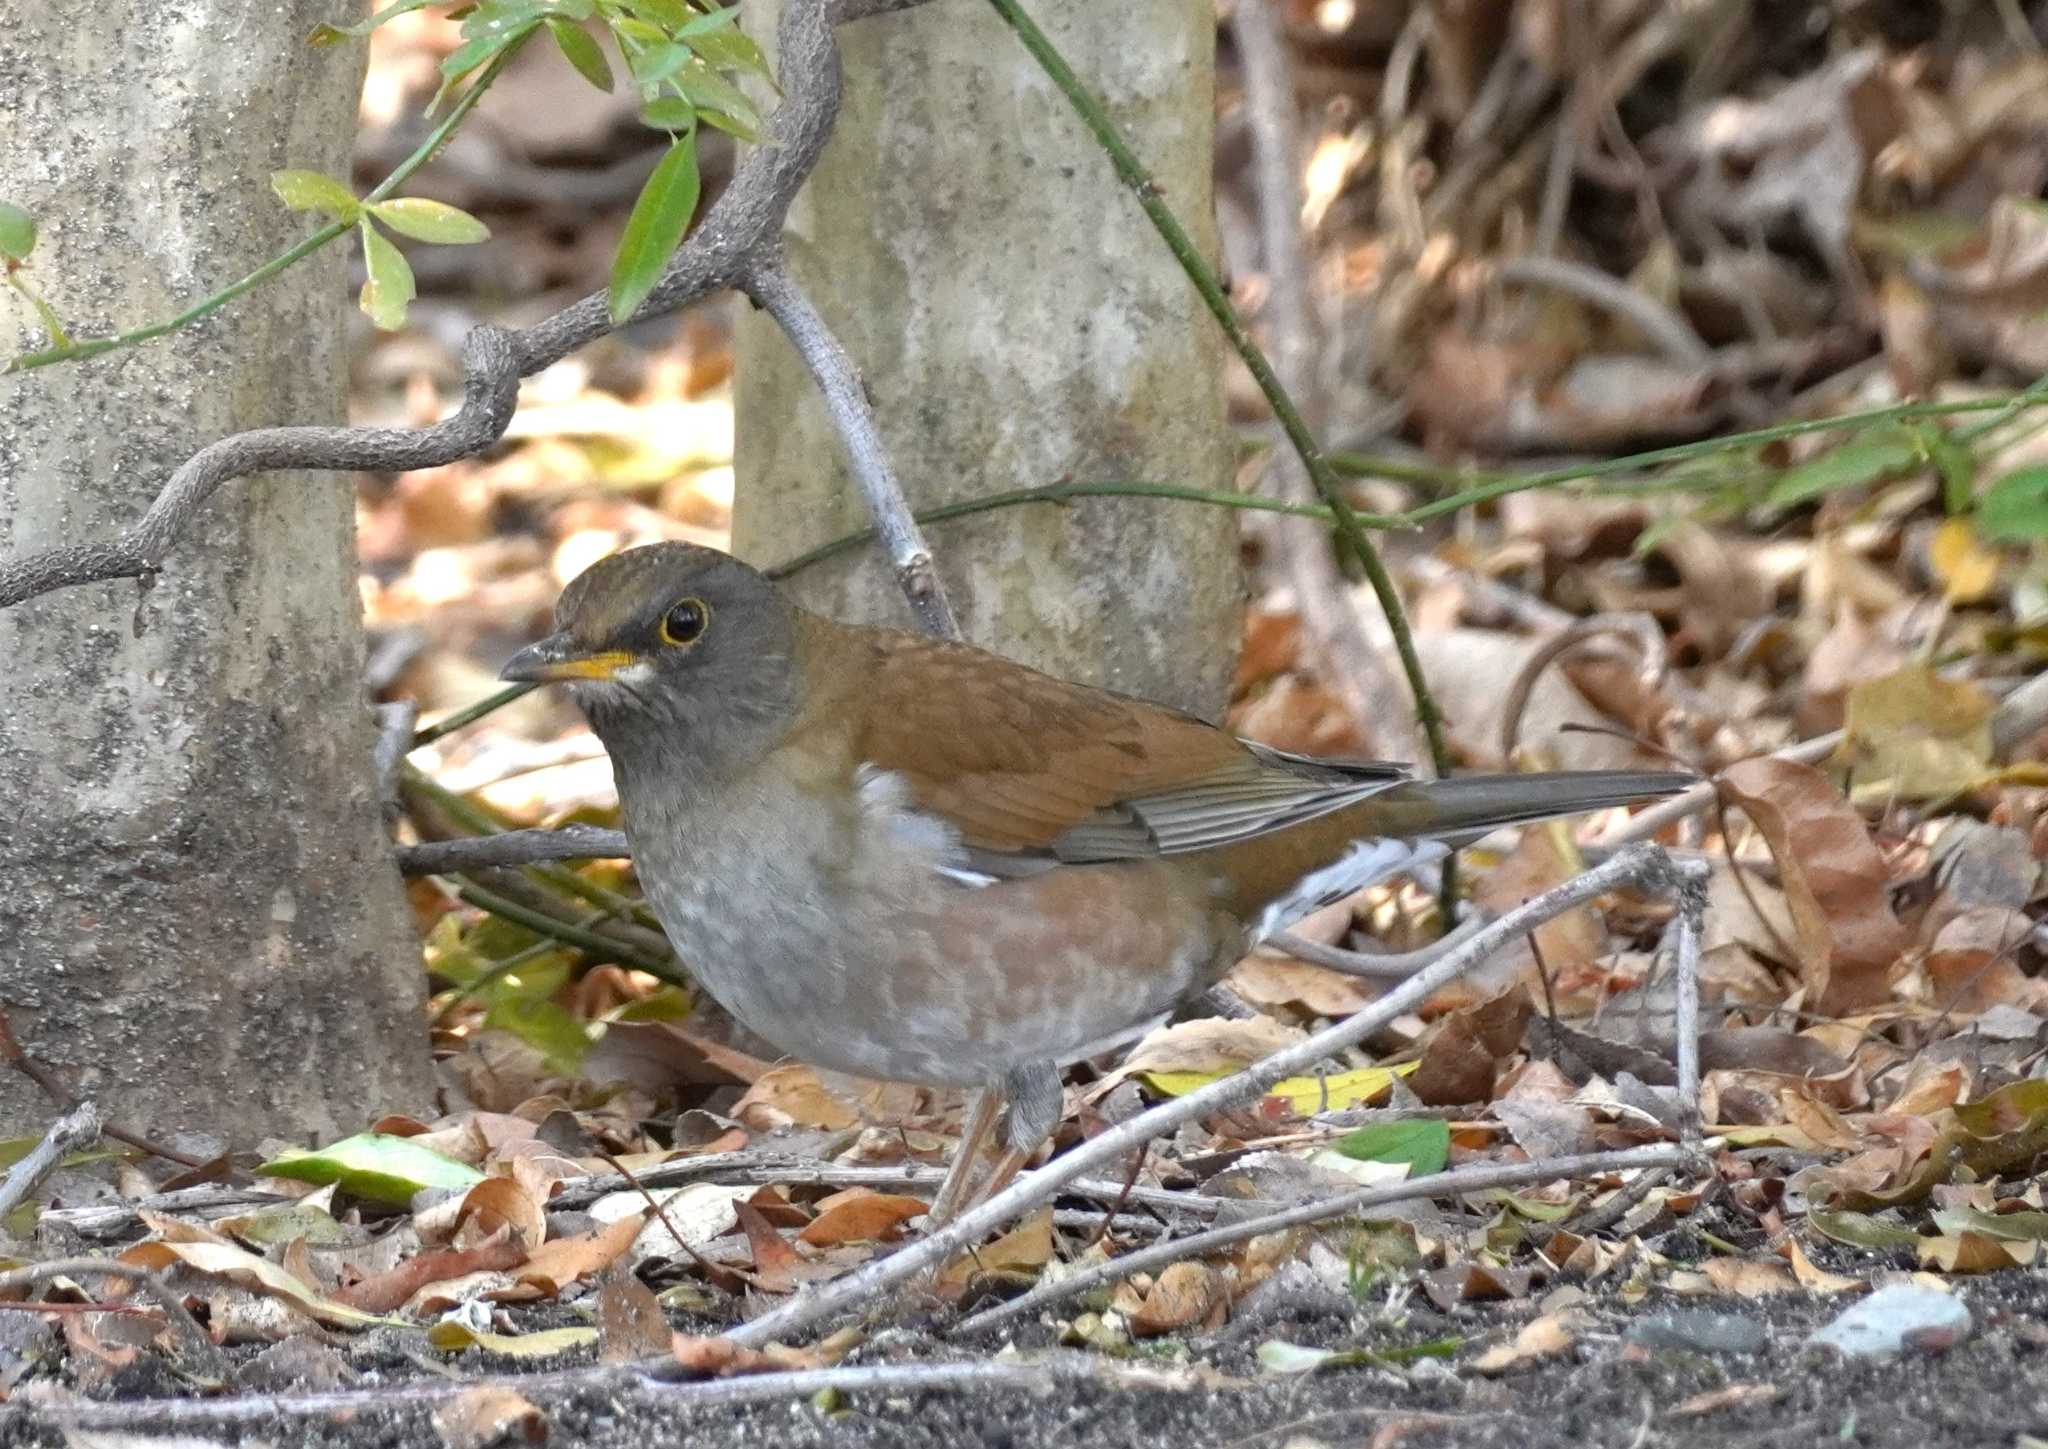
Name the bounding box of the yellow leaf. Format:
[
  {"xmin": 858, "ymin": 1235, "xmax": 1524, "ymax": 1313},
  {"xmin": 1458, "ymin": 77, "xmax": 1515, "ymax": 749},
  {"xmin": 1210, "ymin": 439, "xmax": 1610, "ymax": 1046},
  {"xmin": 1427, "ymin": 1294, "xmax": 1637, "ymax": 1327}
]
[
  {"xmin": 1140, "ymin": 1062, "xmax": 1416, "ymax": 1112},
  {"xmin": 1835, "ymin": 664, "xmax": 1995, "ymax": 799},
  {"xmin": 427, "ymin": 1321, "xmax": 599, "ymax": 1357},
  {"xmin": 1930, "ymin": 517, "xmax": 2001, "ymax": 604}
]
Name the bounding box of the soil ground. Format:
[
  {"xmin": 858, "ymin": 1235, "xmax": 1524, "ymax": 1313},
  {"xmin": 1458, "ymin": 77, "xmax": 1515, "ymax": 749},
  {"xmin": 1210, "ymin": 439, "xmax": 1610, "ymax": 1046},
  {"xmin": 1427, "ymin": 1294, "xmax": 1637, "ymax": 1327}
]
[{"xmin": 3, "ymin": 1269, "xmax": 2044, "ymax": 1447}]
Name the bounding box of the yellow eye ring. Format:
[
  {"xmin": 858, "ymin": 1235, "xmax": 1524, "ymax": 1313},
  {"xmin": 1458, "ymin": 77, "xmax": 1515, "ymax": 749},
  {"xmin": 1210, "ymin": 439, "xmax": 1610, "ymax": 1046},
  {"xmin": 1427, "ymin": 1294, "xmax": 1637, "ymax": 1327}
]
[{"xmin": 659, "ymin": 596, "xmax": 710, "ymax": 646}]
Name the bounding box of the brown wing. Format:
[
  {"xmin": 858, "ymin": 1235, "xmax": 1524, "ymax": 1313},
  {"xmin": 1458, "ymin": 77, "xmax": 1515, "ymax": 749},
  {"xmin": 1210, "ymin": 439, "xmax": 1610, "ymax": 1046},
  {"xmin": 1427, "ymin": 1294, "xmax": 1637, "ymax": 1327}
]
[{"xmin": 795, "ymin": 616, "xmax": 1411, "ymax": 863}]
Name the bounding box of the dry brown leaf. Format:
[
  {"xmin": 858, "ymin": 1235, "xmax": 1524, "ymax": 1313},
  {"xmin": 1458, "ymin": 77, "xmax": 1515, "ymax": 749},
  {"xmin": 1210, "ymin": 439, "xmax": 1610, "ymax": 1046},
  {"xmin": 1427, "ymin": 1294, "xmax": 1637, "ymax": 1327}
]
[
  {"xmin": 1785, "ymin": 1238, "xmax": 1865, "ymax": 1294},
  {"xmin": 1669, "ymin": 1384, "xmax": 1783, "ymax": 1419},
  {"xmin": 732, "ymin": 1064, "xmax": 861, "ymax": 1131},
  {"xmin": 1889, "ymin": 1062, "xmax": 1971, "ymax": 1118},
  {"xmin": 457, "ymin": 1177, "xmax": 546, "ymax": 1254},
  {"xmin": 1228, "ymin": 953, "xmax": 1379, "ymax": 1018},
  {"xmin": 670, "ymin": 1332, "xmax": 820, "ymax": 1377},
  {"xmin": 736, "ymin": 1201, "xmax": 807, "ymax": 1293},
  {"xmin": 1925, "ymin": 906, "xmax": 2038, "ymax": 1015},
  {"xmin": 1718, "ymin": 757, "xmax": 1907, "ymax": 1014},
  {"xmin": 797, "ymin": 1191, "xmax": 929, "ymax": 1248},
  {"xmin": 516, "ymin": 1209, "xmax": 645, "ymax": 1294},
  {"xmin": 1102, "ymin": 1016, "xmax": 1308, "ymax": 1091},
  {"xmin": 1700, "ymin": 1256, "xmax": 1797, "ymax": 1297},
  {"xmin": 1409, "ymin": 987, "xmax": 1532, "ymax": 1106},
  {"xmin": 1918, "ymin": 1231, "xmax": 2030, "ymax": 1273},
  {"xmin": 594, "ymin": 1270, "xmax": 671, "ymax": 1363},
  {"xmin": 120, "ymin": 1240, "xmax": 392, "ymax": 1328},
  {"xmin": 937, "ymin": 1207, "xmax": 1055, "ymax": 1293},
  {"xmin": 431, "ymin": 1385, "xmax": 546, "ymax": 1449},
  {"xmin": 1470, "ymin": 1310, "xmax": 1581, "ymax": 1374},
  {"xmin": 1475, "ymin": 830, "xmax": 1604, "ymax": 987},
  {"xmin": 1128, "ymin": 1261, "xmax": 1220, "ymax": 1338},
  {"xmin": 334, "ymin": 1234, "xmax": 527, "ymax": 1314},
  {"xmin": 1915, "ymin": 195, "xmax": 2048, "ymax": 312}
]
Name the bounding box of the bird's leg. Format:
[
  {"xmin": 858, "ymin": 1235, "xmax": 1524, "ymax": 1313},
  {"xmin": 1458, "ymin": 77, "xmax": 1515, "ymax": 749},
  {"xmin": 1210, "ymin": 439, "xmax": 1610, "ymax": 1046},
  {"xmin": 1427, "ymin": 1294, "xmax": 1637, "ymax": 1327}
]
[
  {"xmin": 962, "ymin": 1062, "xmax": 1065, "ymax": 1212},
  {"xmin": 925, "ymin": 1084, "xmax": 1004, "ymax": 1228}
]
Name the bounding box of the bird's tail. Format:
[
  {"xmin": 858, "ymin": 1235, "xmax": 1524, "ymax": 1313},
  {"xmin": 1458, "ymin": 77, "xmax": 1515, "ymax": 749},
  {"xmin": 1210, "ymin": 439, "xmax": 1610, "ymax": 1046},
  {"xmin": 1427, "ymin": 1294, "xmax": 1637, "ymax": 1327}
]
[
  {"xmin": 1223, "ymin": 769, "xmax": 1694, "ymax": 941},
  {"xmin": 1363, "ymin": 769, "xmax": 1695, "ymax": 843}
]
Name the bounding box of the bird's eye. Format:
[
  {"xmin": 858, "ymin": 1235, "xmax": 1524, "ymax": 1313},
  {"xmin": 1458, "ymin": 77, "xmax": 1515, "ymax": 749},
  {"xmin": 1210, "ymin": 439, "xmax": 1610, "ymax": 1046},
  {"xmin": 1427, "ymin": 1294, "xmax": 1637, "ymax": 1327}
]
[{"xmin": 659, "ymin": 597, "xmax": 710, "ymax": 646}]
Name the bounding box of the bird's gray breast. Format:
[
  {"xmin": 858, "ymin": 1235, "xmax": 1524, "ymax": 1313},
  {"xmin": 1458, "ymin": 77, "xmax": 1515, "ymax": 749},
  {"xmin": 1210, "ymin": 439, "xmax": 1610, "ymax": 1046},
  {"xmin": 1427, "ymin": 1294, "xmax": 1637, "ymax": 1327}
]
[{"xmin": 621, "ymin": 760, "xmax": 999, "ymax": 1086}]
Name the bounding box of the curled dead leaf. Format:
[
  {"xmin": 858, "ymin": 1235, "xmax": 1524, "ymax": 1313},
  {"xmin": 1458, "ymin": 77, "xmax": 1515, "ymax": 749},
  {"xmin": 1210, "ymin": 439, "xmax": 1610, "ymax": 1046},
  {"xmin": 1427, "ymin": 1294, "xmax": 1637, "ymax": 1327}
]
[
  {"xmin": 1717, "ymin": 757, "xmax": 1907, "ymax": 1014},
  {"xmin": 1128, "ymin": 1261, "xmax": 1221, "ymax": 1338}
]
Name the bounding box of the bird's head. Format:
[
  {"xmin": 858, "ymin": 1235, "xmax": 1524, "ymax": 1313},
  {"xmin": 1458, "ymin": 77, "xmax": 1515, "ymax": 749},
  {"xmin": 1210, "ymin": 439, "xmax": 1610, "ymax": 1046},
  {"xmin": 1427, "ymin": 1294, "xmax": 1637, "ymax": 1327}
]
[{"xmin": 500, "ymin": 543, "xmax": 800, "ymax": 758}]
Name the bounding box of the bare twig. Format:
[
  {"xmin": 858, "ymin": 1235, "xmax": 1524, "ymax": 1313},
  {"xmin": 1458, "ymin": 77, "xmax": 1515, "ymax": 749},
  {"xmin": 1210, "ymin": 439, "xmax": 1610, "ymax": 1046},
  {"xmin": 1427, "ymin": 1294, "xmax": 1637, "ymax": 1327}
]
[
  {"xmin": 549, "ymin": 1151, "xmax": 1229, "ymax": 1224},
  {"xmin": 1555, "ymin": 1166, "xmax": 1673, "ymax": 1240},
  {"xmin": 1498, "ymin": 256, "xmax": 1712, "ymax": 368},
  {"xmin": 0, "ymin": 0, "xmax": 951, "ymax": 637},
  {"xmin": 741, "ymin": 261, "xmax": 957, "ymax": 639},
  {"xmin": 371, "ymin": 700, "xmax": 418, "ymax": 811},
  {"xmin": 0, "ymin": 1258, "xmax": 226, "ymax": 1377},
  {"xmin": 1267, "ymin": 909, "xmax": 1492, "ymax": 980},
  {"xmin": 40, "ymin": 1186, "xmax": 363, "ymax": 1242},
  {"xmin": 1672, "ymin": 862, "xmax": 1707, "ymax": 1144},
  {"xmin": 1499, "ymin": 613, "xmax": 1669, "ymax": 765},
  {"xmin": 956, "ymin": 1144, "xmax": 1705, "ymax": 1334},
  {"xmin": 398, "ymin": 824, "xmax": 631, "ymax": 876},
  {"xmin": 720, "ymin": 843, "xmax": 1699, "ymax": 1350},
  {"xmin": 0, "ymin": 1102, "xmax": 100, "ymax": 1223}
]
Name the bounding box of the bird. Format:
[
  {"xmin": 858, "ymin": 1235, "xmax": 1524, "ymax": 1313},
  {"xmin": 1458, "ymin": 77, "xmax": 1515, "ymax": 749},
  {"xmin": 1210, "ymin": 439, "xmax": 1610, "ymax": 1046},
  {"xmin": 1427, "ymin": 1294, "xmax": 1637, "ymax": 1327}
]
[{"xmin": 501, "ymin": 542, "xmax": 1691, "ymax": 1223}]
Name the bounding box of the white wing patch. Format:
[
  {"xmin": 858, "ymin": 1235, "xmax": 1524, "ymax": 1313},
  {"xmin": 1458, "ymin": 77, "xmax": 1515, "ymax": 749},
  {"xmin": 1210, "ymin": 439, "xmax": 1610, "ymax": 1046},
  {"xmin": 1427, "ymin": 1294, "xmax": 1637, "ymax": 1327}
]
[
  {"xmin": 1248, "ymin": 837, "xmax": 1448, "ymax": 943},
  {"xmin": 855, "ymin": 763, "xmax": 999, "ymax": 889}
]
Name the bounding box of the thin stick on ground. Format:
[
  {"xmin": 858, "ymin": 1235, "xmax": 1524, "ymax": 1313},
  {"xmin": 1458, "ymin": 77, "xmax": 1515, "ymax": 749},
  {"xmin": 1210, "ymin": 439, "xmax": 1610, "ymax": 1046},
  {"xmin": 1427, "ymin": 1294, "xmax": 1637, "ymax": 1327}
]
[
  {"xmin": 718, "ymin": 842, "xmax": 1700, "ymax": 1351},
  {"xmin": 0, "ymin": 1101, "xmax": 99, "ymax": 1222},
  {"xmin": 0, "ymin": 1259, "xmax": 225, "ymax": 1378},
  {"xmin": 956, "ymin": 1143, "xmax": 1708, "ymax": 1335}
]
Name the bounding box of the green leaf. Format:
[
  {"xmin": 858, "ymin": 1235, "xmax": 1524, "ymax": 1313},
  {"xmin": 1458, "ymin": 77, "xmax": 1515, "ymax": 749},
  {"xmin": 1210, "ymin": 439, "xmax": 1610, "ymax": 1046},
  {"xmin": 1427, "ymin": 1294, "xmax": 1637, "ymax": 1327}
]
[
  {"xmin": 683, "ymin": 22, "xmax": 770, "ymax": 83},
  {"xmin": 674, "ymin": 4, "xmax": 740, "ymax": 37},
  {"xmin": 630, "ymin": 39, "xmax": 690, "ymax": 84},
  {"xmin": 610, "ymin": 14, "xmax": 667, "ymax": 43},
  {"xmin": 269, "ymin": 170, "xmax": 360, "ymax": 221},
  {"xmin": 368, "ymin": 197, "xmax": 490, "ymax": 244},
  {"xmin": 468, "ymin": 0, "xmax": 556, "ymax": 34},
  {"xmin": 308, "ymin": 0, "xmax": 438, "ymax": 45},
  {"xmin": 0, "ymin": 201, "xmax": 36, "ymax": 261},
  {"xmin": 1764, "ymin": 427, "xmax": 1923, "ymax": 510},
  {"xmin": 1808, "ymin": 1210, "xmax": 1923, "ymax": 1251},
  {"xmin": 1331, "ymin": 1119, "xmax": 1450, "ymax": 1177},
  {"xmin": 547, "ymin": 15, "xmax": 614, "ymax": 89},
  {"xmin": 618, "ymin": 0, "xmax": 691, "ymax": 28},
  {"xmin": 674, "ymin": 58, "xmax": 760, "ymax": 139},
  {"xmin": 1978, "ymin": 465, "xmax": 2048, "ymax": 541},
  {"xmin": 640, "ymin": 95, "xmax": 696, "ymax": 132},
  {"xmin": 483, "ymin": 997, "xmax": 594, "ymax": 1073},
  {"xmin": 357, "ymin": 219, "xmax": 417, "ymax": 330},
  {"xmin": 607, "ymin": 136, "xmax": 699, "ymax": 323},
  {"xmin": 259, "ymin": 1132, "xmax": 485, "ymax": 1206},
  {"xmin": 1924, "ymin": 427, "xmax": 1978, "ymax": 515},
  {"xmin": 611, "ymin": 983, "xmax": 693, "ymax": 1022}
]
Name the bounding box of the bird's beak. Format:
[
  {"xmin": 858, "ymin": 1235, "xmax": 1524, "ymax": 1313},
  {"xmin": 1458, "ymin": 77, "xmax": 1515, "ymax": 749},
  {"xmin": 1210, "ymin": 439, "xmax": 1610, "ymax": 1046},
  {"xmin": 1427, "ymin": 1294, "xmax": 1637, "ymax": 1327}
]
[{"xmin": 499, "ymin": 633, "xmax": 637, "ymax": 684}]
